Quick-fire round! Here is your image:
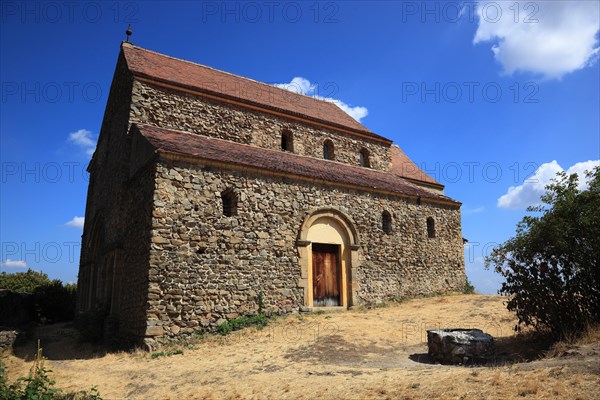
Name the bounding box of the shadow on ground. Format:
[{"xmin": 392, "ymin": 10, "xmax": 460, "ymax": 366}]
[
  {"xmin": 408, "ymin": 332, "xmax": 556, "ymax": 367},
  {"xmin": 11, "ymin": 322, "xmax": 108, "ymax": 361},
  {"xmin": 284, "ymin": 330, "xmax": 557, "ymax": 370}
]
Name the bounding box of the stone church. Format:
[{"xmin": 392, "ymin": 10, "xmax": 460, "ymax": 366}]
[{"xmin": 77, "ymin": 42, "xmax": 466, "ymax": 347}]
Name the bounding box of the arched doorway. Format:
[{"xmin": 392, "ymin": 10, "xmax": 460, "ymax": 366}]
[{"xmin": 297, "ymin": 208, "xmax": 360, "ymax": 308}]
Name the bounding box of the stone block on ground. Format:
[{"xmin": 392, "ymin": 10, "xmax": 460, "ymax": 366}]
[{"xmin": 427, "ymin": 328, "xmax": 495, "ymax": 364}]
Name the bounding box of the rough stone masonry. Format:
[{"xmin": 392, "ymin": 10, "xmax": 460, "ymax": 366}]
[{"xmin": 76, "ymin": 43, "xmax": 466, "ymax": 348}]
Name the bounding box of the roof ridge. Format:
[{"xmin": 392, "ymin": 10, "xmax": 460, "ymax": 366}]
[{"xmin": 123, "ymin": 43, "xmax": 356, "ymax": 114}]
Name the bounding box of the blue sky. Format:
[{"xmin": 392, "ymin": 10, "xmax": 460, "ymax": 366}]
[{"xmin": 1, "ymin": 1, "xmax": 599, "ymax": 293}]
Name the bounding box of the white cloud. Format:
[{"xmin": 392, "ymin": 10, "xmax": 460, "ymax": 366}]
[
  {"xmin": 273, "ymin": 77, "xmax": 317, "ymax": 95},
  {"xmin": 273, "ymin": 77, "xmax": 368, "ymax": 122},
  {"xmin": 566, "ymin": 160, "xmax": 600, "ymax": 191},
  {"xmin": 497, "ymin": 160, "xmax": 600, "ymax": 208},
  {"xmin": 68, "ymin": 129, "xmax": 97, "ymax": 156},
  {"xmin": 474, "ymin": 1, "xmax": 600, "ymax": 79},
  {"xmin": 64, "ymin": 216, "xmax": 85, "ymax": 229},
  {"xmin": 1, "ymin": 259, "xmax": 27, "ymax": 268},
  {"xmin": 317, "ymin": 97, "xmax": 369, "ymax": 122},
  {"xmin": 463, "ymin": 206, "xmax": 485, "ymax": 215}
]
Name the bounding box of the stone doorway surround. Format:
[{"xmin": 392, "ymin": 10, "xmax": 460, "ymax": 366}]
[{"xmin": 296, "ymin": 208, "xmax": 360, "ymax": 309}]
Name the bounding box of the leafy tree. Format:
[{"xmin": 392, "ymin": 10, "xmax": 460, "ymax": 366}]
[
  {"xmin": 486, "ymin": 167, "xmax": 600, "ymax": 338},
  {"xmin": 0, "ymin": 269, "xmax": 77, "ymax": 323},
  {"xmin": 33, "ymin": 281, "xmax": 77, "ymax": 323},
  {"xmin": 0, "ymin": 269, "xmax": 52, "ymax": 293}
]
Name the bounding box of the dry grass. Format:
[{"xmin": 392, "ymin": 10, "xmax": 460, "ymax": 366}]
[
  {"xmin": 2, "ymin": 295, "xmax": 598, "ymax": 399},
  {"xmin": 546, "ymin": 324, "xmax": 600, "ymax": 358},
  {"xmin": 576, "ymin": 324, "xmax": 600, "ymax": 345}
]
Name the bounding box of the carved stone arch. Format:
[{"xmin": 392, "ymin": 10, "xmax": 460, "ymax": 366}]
[
  {"xmin": 298, "ymin": 207, "xmax": 360, "ymax": 246},
  {"xmin": 88, "ymin": 213, "xmax": 105, "ymax": 260},
  {"xmin": 296, "ymin": 208, "xmax": 360, "ymax": 309}
]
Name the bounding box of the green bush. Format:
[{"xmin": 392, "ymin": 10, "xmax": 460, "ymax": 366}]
[
  {"xmin": 217, "ymin": 313, "xmax": 269, "ymax": 335},
  {"xmin": 464, "ymin": 279, "xmax": 476, "ymax": 294},
  {"xmin": 486, "ymin": 167, "xmax": 600, "ymax": 338},
  {"xmin": 0, "ymin": 360, "xmax": 9, "ymax": 399}
]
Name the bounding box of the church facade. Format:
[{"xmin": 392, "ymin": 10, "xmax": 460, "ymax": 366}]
[{"xmin": 77, "ymin": 43, "xmax": 466, "ymax": 348}]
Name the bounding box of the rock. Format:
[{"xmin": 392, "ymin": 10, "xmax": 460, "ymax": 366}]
[
  {"xmin": 0, "ymin": 329, "xmax": 22, "ymax": 353},
  {"xmin": 427, "ymin": 328, "xmax": 494, "ymax": 364},
  {"xmin": 145, "ymin": 326, "xmax": 165, "ymax": 336}
]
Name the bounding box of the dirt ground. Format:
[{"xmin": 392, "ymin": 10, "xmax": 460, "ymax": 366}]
[{"xmin": 2, "ymin": 294, "xmax": 599, "ymax": 399}]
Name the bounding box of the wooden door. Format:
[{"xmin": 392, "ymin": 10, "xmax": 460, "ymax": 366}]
[{"xmin": 312, "ymin": 243, "xmax": 341, "ymax": 306}]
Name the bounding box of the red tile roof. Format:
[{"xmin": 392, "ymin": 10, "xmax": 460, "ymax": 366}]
[
  {"xmin": 391, "ymin": 145, "xmax": 443, "ymax": 188},
  {"xmin": 133, "ymin": 124, "xmax": 459, "ymax": 206},
  {"xmin": 122, "ymin": 43, "xmax": 389, "ymax": 143}
]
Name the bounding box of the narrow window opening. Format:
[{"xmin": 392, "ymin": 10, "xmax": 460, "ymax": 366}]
[
  {"xmin": 323, "ymin": 140, "xmax": 335, "ymax": 160},
  {"xmin": 427, "ymin": 217, "xmax": 435, "ymax": 238},
  {"xmin": 221, "ymin": 189, "xmax": 238, "ymax": 217},
  {"xmin": 281, "ymin": 130, "xmax": 293, "ymax": 152},
  {"xmin": 382, "ymin": 211, "xmax": 392, "ymax": 234},
  {"xmin": 281, "ymin": 135, "xmax": 288, "ymax": 151},
  {"xmin": 359, "ymin": 148, "xmax": 370, "ymax": 168}
]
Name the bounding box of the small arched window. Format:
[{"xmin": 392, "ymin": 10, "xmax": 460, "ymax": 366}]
[
  {"xmin": 221, "ymin": 188, "xmax": 238, "ymax": 217},
  {"xmin": 427, "ymin": 217, "xmax": 435, "ymax": 238},
  {"xmin": 359, "ymin": 148, "xmax": 370, "ymax": 168},
  {"xmin": 281, "ymin": 129, "xmax": 293, "ymax": 152},
  {"xmin": 382, "ymin": 211, "xmax": 392, "ymax": 234},
  {"xmin": 323, "ymin": 140, "xmax": 335, "ymax": 160}
]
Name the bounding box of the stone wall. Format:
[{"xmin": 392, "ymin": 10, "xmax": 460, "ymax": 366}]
[
  {"xmin": 117, "ymin": 161, "xmax": 156, "ymax": 344},
  {"xmin": 0, "ymin": 290, "xmax": 32, "ymax": 327},
  {"xmin": 144, "ymin": 158, "xmax": 465, "ymax": 344},
  {"xmin": 79, "ymin": 48, "xmax": 464, "ymax": 348},
  {"xmin": 80, "ymin": 52, "xmax": 134, "ymax": 259},
  {"xmin": 77, "ymin": 52, "xmax": 153, "ymax": 344},
  {"xmin": 129, "ymin": 81, "xmax": 392, "ymax": 172},
  {"xmin": 0, "ymin": 329, "xmax": 21, "ymax": 353}
]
